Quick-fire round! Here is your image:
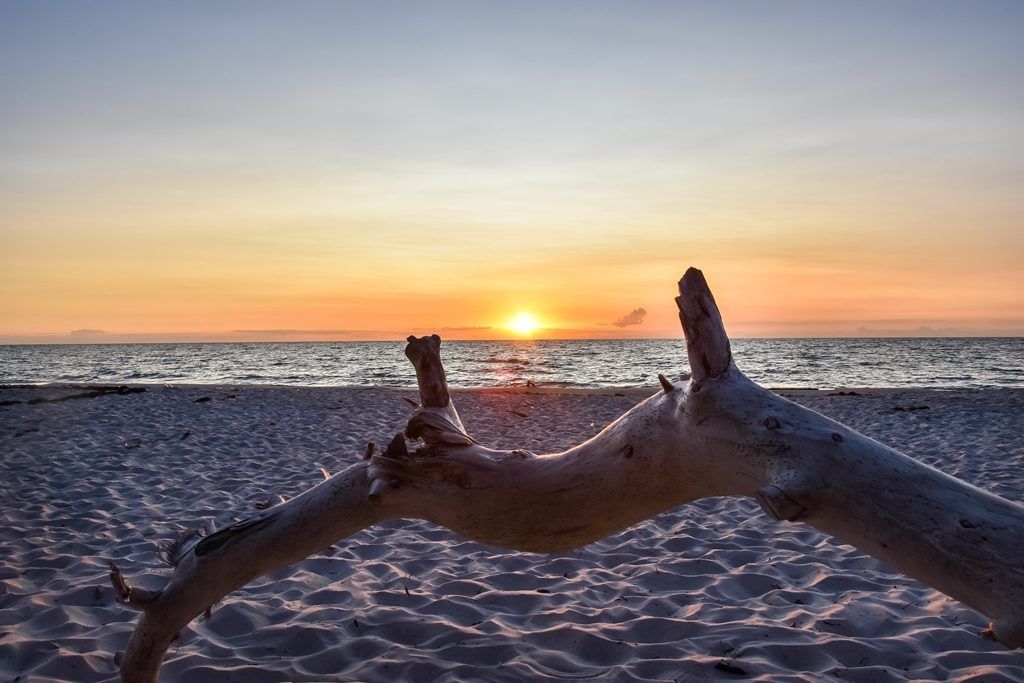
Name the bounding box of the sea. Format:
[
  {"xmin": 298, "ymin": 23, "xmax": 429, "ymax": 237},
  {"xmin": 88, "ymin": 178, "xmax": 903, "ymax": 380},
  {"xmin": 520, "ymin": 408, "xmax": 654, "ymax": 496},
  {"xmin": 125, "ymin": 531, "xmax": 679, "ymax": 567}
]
[{"xmin": 1, "ymin": 338, "xmax": 1022, "ymax": 389}]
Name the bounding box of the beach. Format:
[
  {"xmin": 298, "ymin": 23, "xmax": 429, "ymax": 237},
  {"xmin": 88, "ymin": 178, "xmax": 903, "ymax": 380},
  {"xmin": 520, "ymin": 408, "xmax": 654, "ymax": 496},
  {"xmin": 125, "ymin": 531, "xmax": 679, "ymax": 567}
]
[{"xmin": 2, "ymin": 384, "xmax": 1023, "ymax": 682}]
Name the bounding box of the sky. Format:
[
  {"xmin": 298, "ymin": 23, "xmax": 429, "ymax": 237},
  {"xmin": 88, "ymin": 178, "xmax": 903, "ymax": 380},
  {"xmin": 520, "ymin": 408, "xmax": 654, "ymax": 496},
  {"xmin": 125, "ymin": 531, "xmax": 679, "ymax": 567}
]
[{"xmin": 2, "ymin": 1, "xmax": 1022, "ymax": 342}]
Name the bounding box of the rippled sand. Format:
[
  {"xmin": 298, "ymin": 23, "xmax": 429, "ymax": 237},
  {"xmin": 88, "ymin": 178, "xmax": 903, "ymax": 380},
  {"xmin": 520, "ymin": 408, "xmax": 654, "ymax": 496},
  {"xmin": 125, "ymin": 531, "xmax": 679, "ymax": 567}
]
[{"xmin": 2, "ymin": 385, "xmax": 1023, "ymax": 681}]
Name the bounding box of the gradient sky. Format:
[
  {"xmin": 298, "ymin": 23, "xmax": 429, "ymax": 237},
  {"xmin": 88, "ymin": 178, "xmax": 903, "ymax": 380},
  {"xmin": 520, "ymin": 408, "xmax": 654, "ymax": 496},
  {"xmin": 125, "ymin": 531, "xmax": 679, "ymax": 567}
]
[{"xmin": 2, "ymin": 1, "xmax": 1022, "ymax": 342}]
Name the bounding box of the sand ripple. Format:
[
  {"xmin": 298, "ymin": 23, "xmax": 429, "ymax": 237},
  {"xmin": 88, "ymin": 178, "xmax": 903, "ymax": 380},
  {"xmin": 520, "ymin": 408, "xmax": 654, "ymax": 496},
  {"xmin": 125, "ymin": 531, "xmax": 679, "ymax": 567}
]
[{"xmin": 1, "ymin": 385, "xmax": 1023, "ymax": 681}]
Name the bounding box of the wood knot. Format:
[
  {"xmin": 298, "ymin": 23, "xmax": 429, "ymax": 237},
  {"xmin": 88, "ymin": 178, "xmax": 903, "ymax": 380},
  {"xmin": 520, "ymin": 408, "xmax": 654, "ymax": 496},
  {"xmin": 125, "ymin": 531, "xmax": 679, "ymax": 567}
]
[
  {"xmin": 448, "ymin": 471, "xmax": 470, "ymax": 489},
  {"xmin": 831, "ymin": 433, "xmax": 844, "ymax": 443},
  {"xmin": 764, "ymin": 416, "xmax": 781, "ymax": 430},
  {"xmin": 620, "ymin": 444, "xmax": 633, "ymax": 458}
]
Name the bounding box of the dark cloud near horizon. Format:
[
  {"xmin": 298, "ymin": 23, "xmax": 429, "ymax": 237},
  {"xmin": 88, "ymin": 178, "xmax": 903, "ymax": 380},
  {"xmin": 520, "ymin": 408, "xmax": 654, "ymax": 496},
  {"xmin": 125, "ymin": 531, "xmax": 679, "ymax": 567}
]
[{"xmin": 611, "ymin": 308, "xmax": 647, "ymax": 328}]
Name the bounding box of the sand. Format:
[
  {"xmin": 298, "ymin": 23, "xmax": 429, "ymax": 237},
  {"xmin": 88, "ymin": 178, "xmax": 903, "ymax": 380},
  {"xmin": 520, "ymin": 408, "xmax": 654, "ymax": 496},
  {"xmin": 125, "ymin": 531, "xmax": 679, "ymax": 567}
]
[{"xmin": 1, "ymin": 384, "xmax": 1023, "ymax": 682}]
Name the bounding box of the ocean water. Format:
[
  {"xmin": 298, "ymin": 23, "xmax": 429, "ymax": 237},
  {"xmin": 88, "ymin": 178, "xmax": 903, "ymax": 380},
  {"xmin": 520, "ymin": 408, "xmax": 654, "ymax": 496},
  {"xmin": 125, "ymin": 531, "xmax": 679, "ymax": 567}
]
[{"xmin": 1, "ymin": 338, "xmax": 1022, "ymax": 389}]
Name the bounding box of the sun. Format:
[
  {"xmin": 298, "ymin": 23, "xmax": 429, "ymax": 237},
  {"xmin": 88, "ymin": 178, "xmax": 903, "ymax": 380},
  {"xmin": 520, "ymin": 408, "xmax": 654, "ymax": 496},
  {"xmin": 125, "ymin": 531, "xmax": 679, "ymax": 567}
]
[{"xmin": 507, "ymin": 312, "xmax": 540, "ymax": 336}]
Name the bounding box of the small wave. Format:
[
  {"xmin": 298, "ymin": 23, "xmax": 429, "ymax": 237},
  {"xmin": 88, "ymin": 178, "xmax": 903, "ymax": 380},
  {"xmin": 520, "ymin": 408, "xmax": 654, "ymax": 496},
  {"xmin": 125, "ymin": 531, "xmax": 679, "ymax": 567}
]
[{"xmin": 2, "ymin": 339, "xmax": 1023, "ymax": 389}]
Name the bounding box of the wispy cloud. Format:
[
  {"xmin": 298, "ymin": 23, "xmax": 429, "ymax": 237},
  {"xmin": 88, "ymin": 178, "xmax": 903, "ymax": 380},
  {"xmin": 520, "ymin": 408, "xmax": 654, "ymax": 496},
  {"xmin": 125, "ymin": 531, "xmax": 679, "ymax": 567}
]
[
  {"xmin": 610, "ymin": 307, "xmax": 647, "ymax": 328},
  {"xmin": 0, "ymin": 328, "xmax": 407, "ymax": 344},
  {"xmin": 232, "ymin": 328, "xmax": 375, "ymax": 335}
]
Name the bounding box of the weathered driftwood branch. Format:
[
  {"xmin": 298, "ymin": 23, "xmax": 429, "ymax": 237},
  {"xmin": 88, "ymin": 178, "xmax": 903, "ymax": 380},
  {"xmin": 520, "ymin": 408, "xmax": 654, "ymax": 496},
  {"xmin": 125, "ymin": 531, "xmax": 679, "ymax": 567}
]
[{"xmin": 111, "ymin": 267, "xmax": 1024, "ymax": 682}]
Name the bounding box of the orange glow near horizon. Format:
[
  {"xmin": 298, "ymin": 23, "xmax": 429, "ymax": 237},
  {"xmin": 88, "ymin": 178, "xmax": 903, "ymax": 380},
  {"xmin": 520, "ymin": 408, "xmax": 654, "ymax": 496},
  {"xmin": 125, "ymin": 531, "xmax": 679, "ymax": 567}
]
[{"xmin": 2, "ymin": 212, "xmax": 1024, "ymax": 343}]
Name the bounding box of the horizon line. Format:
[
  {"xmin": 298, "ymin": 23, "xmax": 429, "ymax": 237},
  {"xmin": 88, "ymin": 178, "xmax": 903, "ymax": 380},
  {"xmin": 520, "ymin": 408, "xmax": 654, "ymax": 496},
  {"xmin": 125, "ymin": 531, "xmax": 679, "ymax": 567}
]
[{"xmin": 3, "ymin": 333, "xmax": 1024, "ymax": 347}]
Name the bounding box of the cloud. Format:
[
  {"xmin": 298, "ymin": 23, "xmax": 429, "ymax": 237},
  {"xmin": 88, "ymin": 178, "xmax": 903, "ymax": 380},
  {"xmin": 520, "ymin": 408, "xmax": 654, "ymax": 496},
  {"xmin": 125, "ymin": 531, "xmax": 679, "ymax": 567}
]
[
  {"xmin": 611, "ymin": 307, "xmax": 647, "ymax": 328},
  {"xmin": 69, "ymin": 329, "xmax": 106, "ymax": 336}
]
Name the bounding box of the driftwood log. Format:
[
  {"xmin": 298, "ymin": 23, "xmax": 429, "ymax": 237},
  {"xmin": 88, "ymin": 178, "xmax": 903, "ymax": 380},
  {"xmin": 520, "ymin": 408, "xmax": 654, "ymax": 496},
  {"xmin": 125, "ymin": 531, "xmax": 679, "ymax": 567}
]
[{"xmin": 110, "ymin": 267, "xmax": 1024, "ymax": 682}]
